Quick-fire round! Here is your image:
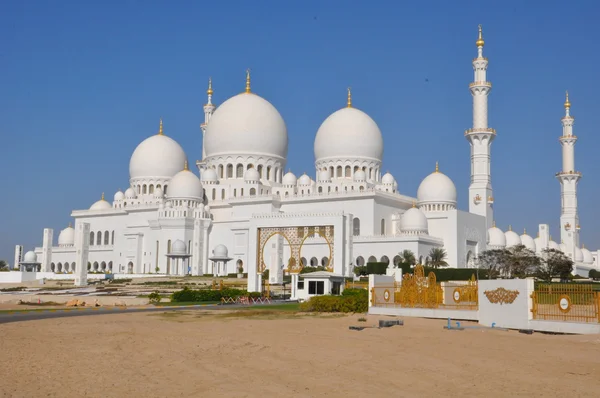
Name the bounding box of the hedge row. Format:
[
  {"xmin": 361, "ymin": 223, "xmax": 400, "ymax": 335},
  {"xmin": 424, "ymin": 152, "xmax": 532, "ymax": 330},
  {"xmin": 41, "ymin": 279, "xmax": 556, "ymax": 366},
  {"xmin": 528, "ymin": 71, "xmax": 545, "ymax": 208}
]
[
  {"xmin": 404, "ymin": 267, "xmax": 489, "ymax": 281},
  {"xmin": 170, "ymin": 287, "xmax": 261, "ymax": 302},
  {"xmin": 589, "ymin": 269, "xmax": 600, "ymax": 280},
  {"xmin": 299, "ymin": 288, "xmax": 368, "ymax": 313}
]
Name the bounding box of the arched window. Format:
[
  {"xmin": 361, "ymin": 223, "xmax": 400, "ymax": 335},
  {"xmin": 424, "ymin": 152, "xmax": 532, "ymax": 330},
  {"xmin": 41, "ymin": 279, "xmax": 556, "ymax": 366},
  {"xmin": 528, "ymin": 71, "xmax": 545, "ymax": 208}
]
[
  {"xmin": 257, "ymin": 165, "xmax": 263, "ymax": 178},
  {"xmin": 354, "ymin": 166, "xmax": 359, "ymax": 173},
  {"xmin": 111, "ymin": 231, "xmax": 115, "ymax": 245},
  {"xmin": 233, "ymin": 189, "xmax": 237, "ymax": 197},
  {"xmin": 321, "ymin": 257, "xmax": 329, "ymax": 267},
  {"xmin": 368, "ymin": 255, "xmax": 377, "ymax": 263},
  {"xmin": 310, "ymin": 257, "xmax": 318, "ymax": 267},
  {"xmin": 90, "ymin": 232, "xmax": 94, "ymax": 246},
  {"xmin": 380, "ymin": 255, "xmax": 390, "ymax": 265},
  {"xmin": 247, "ymin": 163, "xmax": 254, "ymax": 170},
  {"xmin": 236, "ymin": 163, "xmax": 244, "ymax": 178},
  {"xmin": 318, "ymin": 186, "xmax": 323, "ymax": 193},
  {"xmin": 353, "ymin": 218, "xmax": 360, "ymax": 236},
  {"xmin": 301, "ymin": 257, "xmax": 307, "ymax": 267},
  {"xmin": 142, "ymin": 184, "xmax": 147, "ymax": 194},
  {"xmin": 164, "ymin": 185, "xmax": 168, "ymax": 195},
  {"xmin": 345, "ymin": 166, "xmax": 351, "ymax": 177},
  {"xmin": 393, "ymin": 255, "xmax": 402, "ymax": 267},
  {"xmin": 104, "ymin": 231, "xmax": 109, "ymax": 245},
  {"xmin": 356, "ymin": 256, "xmax": 365, "ymax": 266},
  {"xmin": 96, "ymin": 231, "xmax": 102, "ymax": 245},
  {"xmin": 336, "ymin": 166, "xmax": 342, "ymax": 177},
  {"xmin": 241, "ymin": 188, "xmax": 244, "ymax": 196},
  {"xmin": 226, "ymin": 164, "xmax": 233, "ymax": 178},
  {"xmin": 221, "ymin": 189, "xmax": 225, "ymax": 200},
  {"xmin": 266, "ymin": 166, "xmax": 271, "ymax": 180},
  {"xmin": 212, "ymin": 188, "xmax": 216, "ymax": 200},
  {"xmin": 380, "ymin": 219, "xmax": 385, "ymax": 235},
  {"xmin": 273, "ymin": 167, "xmax": 279, "ymax": 183},
  {"xmin": 218, "ymin": 164, "xmax": 224, "ymax": 178},
  {"xmin": 149, "ymin": 184, "xmax": 154, "ymax": 194},
  {"xmin": 250, "ymin": 188, "xmax": 256, "ymax": 196}
]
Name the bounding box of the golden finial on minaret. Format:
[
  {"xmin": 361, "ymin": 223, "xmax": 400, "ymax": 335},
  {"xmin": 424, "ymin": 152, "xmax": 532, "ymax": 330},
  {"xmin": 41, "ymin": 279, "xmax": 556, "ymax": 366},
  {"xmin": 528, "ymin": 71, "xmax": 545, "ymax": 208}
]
[
  {"xmin": 476, "ymin": 24, "xmax": 485, "ymax": 47},
  {"xmin": 492, "ymin": 220, "xmax": 496, "ymax": 228},
  {"xmin": 347, "ymin": 87, "xmax": 352, "ymax": 108},
  {"xmin": 184, "ymin": 160, "xmax": 189, "ymax": 171},
  {"xmin": 435, "ymin": 161, "xmax": 439, "ymax": 173},
  {"xmin": 207, "ymin": 77, "xmax": 213, "ymax": 96},
  {"xmin": 245, "ymin": 69, "xmax": 251, "ymax": 93},
  {"xmin": 537, "ymin": 231, "xmax": 540, "ymax": 238},
  {"xmin": 564, "ymin": 90, "xmax": 571, "ymax": 109},
  {"xmin": 508, "ymin": 225, "xmax": 512, "ymax": 231},
  {"xmin": 158, "ymin": 119, "xmax": 164, "ymax": 135},
  {"xmin": 101, "ymin": 192, "xmax": 105, "ymax": 201}
]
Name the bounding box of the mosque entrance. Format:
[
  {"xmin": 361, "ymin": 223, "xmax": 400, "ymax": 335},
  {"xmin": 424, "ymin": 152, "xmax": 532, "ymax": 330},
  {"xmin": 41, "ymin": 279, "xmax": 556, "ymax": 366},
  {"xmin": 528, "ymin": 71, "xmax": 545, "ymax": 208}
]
[{"xmin": 257, "ymin": 226, "xmax": 334, "ymax": 277}]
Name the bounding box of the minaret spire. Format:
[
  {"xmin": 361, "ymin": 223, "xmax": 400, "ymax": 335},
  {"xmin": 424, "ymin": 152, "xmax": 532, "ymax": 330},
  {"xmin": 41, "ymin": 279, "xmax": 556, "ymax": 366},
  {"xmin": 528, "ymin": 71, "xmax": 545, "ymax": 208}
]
[
  {"xmin": 347, "ymin": 87, "xmax": 352, "ymax": 108},
  {"xmin": 201, "ymin": 77, "xmax": 216, "ymax": 161},
  {"xmin": 466, "ymin": 24, "xmax": 495, "ymax": 229},
  {"xmin": 557, "ymin": 91, "xmax": 581, "ymax": 261},
  {"xmin": 245, "ymin": 69, "xmax": 251, "ymax": 93},
  {"xmin": 158, "ymin": 118, "xmax": 163, "ymax": 135}
]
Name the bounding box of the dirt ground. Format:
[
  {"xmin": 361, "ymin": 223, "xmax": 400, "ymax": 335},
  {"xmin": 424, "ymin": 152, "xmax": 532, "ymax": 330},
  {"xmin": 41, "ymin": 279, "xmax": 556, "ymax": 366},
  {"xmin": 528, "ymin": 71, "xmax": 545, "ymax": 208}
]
[{"xmin": 1, "ymin": 311, "xmax": 599, "ymax": 397}]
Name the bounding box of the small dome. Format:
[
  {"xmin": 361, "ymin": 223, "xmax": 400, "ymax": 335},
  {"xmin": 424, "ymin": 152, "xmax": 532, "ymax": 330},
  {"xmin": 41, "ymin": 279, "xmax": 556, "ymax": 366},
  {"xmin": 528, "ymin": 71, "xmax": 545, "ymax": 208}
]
[
  {"xmin": 317, "ymin": 169, "xmax": 331, "ymax": 182},
  {"xmin": 382, "ymin": 172, "xmax": 395, "ymax": 184},
  {"xmin": 113, "ymin": 190, "xmax": 124, "ymax": 201},
  {"xmin": 548, "ymin": 240, "xmax": 560, "ymax": 250},
  {"xmin": 520, "ymin": 232, "xmax": 536, "ymax": 252},
  {"xmin": 505, "ymin": 228, "xmax": 522, "ymax": 248},
  {"xmin": 487, "ymin": 226, "xmax": 506, "ymax": 248},
  {"xmin": 581, "ymin": 247, "xmax": 593, "ymax": 263},
  {"xmin": 23, "ymin": 251, "xmax": 37, "ymax": 263},
  {"xmin": 282, "ymin": 171, "xmax": 297, "ymax": 186},
  {"xmin": 298, "ymin": 173, "xmax": 311, "ymax": 186},
  {"xmin": 90, "ymin": 194, "xmax": 112, "ymax": 211},
  {"xmin": 417, "ymin": 165, "xmax": 457, "ymax": 205},
  {"xmin": 244, "ymin": 167, "xmax": 260, "ymax": 182},
  {"xmin": 400, "ymin": 207, "xmax": 428, "ymax": 234},
  {"xmin": 125, "ymin": 187, "xmax": 137, "ymax": 199},
  {"xmin": 353, "ymin": 170, "xmax": 366, "ymax": 182},
  {"xmin": 314, "ymin": 107, "xmax": 383, "ymax": 163},
  {"xmin": 171, "ymin": 239, "xmax": 187, "ymax": 255},
  {"xmin": 58, "ymin": 225, "xmax": 75, "ymax": 246},
  {"xmin": 574, "ymin": 246, "xmax": 584, "ymax": 262},
  {"xmin": 213, "ymin": 244, "xmax": 228, "ymax": 258},
  {"xmin": 154, "ymin": 187, "xmax": 164, "ymax": 198},
  {"xmin": 204, "ymin": 92, "xmax": 288, "ymax": 160},
  {"xmin": 202, "ymin": 168, "xmax": 218, "ymax": 183},
  {"xmin": 129, "ymin": 123, "xmax": 187, "ymax": 180},
  {"xmin": 168, "ymin": 167, "xmax": 203, "ymax": 199}
]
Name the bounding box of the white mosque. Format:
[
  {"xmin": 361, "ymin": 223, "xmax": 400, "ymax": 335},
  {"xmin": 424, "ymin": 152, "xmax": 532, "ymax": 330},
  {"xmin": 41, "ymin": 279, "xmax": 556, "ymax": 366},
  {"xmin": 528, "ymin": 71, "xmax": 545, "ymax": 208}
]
[{"xmin": 14, "ymin": 26, "xmax": 599, "ymax": 290}]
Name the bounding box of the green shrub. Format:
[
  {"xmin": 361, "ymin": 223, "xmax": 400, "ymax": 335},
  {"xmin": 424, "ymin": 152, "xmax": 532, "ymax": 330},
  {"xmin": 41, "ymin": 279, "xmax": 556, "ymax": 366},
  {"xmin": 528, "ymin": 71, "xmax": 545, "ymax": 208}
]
[
  {"xmin": 170, "ymin": 286, "xmax": 259, "ymax": 302},
  {"xmin": 401, "ymin": 267, "xmax": 487, "ymax": 281},
  {"xmin": 300, "ymin": 289, "xmax": 368, "ymax": 313},
  {"xmin": 366, "ymin": 262, "xmax": 387, "ymax": 275},
  {"xmin": 148, "ymin": 291, "xmax": 162, "ymax": 304},
  {"xmin": 589, "ymin": 269, "xmax": 598, "ymax": 280}
]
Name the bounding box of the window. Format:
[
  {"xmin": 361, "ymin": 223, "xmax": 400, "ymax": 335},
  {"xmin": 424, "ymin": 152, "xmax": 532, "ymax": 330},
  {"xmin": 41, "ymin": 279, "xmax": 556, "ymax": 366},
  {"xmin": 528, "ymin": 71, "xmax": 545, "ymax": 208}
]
[
  {"xmin": 353, "ymin": 218, "xmax": 360, "ymax": 236},
  {"xmin": 297, "ymin": 280, "xmax": 304, "ymax": 290},
  {"xmin": 380, "ymin": 219, "xmax": 385, "ymax": 235},
  {"xmin": 331, "ymin": 282, "xmax": 341, "ymax": 295},
  {"xmin": 308, "ymin": 281, "xmax": 325, "ymax": 295}
]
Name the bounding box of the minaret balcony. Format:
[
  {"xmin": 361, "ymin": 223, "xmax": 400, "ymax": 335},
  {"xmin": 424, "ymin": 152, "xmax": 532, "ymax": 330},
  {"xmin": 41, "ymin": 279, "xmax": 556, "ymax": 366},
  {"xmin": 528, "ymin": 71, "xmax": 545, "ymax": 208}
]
[
  {"xmin": 559, "ymin": 135, "xmax": 577, "ymax": 141},
  {"xmin": 465, "ymin": 127, "xmax": 496, "ymax": 136},
  {"xmin": 469, "ymin": 81, "xmax": 492, "ymax": 88},
  {"xmin": 555, "ymin": 171, "xmax": 582, "ymax": 177}
]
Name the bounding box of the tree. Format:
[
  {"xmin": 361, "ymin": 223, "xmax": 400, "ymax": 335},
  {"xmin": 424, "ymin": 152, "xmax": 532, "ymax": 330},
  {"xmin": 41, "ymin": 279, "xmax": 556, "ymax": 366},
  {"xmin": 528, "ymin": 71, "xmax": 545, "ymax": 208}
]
[
  {"xmin": 476, "ymin": 249, "xmax": 510, "ymax": 279},
  {"xmin": 398, "ymin": 250, "xmax": 416, "ymax": 267},
  {"xmin": 353, "ymin": 265, "xmax": 368, "ymax": 276},
  {"xmin": 536, "ymin": 249, "xmax": 574, "ymax": 282},
  {"xmin": 0, "ymin": 260, "xmax": 8, "ymax": 271},
  {"xmin": 505, "ymin": 244, "xmax": 541, "ymax": 278},
  {"xmin": 427, "ymin": 248, "xmax": 448, "ymax": 268}
]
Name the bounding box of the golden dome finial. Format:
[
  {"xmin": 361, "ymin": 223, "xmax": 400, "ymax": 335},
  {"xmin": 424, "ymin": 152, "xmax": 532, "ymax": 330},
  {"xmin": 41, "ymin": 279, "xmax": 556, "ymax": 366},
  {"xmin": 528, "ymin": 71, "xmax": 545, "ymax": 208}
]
[
  {"xmin": 435, "ymin": 161, "xmax": 439, "ymax": 173},
  {"xmin": 158, "ymin": 118, "xmax": 164, "ymax": 135},
  {"xmin": 523, "ymin": 228, "xmax": 527, "ymax": 234},
  {"xmin": 245, "ymin": 69, "xmax": 251, "ymax": 93},
  {"xmin": 207, "ymin": 77, "xmax": 213, "ymax": 96},
  {"xmin": 101, "ymin": 192, "xmax": 105, "ymax": 201},
  {"xmin": 476, "ymin": 24, "xmax": 485, "ymax": 47},
  {"xmin": 184, "ymin": 160, "xmax": 189, "ymax": 171},
  {"xmin": 68, "ymin": 222, "xmax": 72, "ymax": 228},
  {"xmin": 492, "ymin": 220, "xmax": 496, "ymax": 228},
  {"xmin": 347, "ymin": 87, "xmax": 352, "ymax": 108},
  {"xmin": 508, "ymin": 224, "xmax": 512, "ymax": 231},
  {"xmin": 412, "ymin": 201, "xmax": 416, "ymax": 208},
  {"xmin": 582, "ymin": 243, "xmax": 586, "ymax": 249},
  {"xmin": 564, "ymin": 90, "xmax": 571, "ymax": 109}
]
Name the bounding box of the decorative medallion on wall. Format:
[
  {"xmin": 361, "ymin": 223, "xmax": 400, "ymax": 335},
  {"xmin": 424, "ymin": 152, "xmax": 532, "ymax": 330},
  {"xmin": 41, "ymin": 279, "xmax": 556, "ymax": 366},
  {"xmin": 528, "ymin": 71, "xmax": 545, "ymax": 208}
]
[
  {"xmin": 558, "ymin": 294, "xmax": 572, "ymax": 313},
  {"xmin": 453, "ymin": 288, "xmax": 461, "ymax": 303},
  {"xmin": 484, "ymin": 288, "xmax": 520, "ymax": 305},
  {"xmin": 383, "ymin": 289, "xmax": 391, "ymax": 302}
]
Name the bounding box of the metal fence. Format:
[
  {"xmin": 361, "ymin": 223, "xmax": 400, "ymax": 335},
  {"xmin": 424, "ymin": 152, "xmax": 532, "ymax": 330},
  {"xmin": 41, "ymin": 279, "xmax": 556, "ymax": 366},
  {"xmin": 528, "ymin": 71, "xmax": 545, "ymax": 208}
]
[{"xmin": 531, "ymin": 284, "xmax": 599, "ymax": 323}]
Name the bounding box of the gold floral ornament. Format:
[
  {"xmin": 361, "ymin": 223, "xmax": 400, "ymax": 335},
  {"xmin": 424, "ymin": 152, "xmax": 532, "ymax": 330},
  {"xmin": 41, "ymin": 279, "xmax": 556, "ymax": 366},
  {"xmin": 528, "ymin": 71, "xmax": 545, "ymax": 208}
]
[{"xmin": 484, "ymin": 287, "xmax": 519, "ymax": 305}]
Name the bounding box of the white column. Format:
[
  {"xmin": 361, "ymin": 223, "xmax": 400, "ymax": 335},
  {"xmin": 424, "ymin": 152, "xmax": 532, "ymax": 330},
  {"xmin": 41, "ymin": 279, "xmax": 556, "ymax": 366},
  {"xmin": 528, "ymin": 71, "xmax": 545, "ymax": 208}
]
[
  {"xmin": 41, "ymin": 229, "xmax": 53, "ymax": 272},
  {"xmin": 74, "ymin": 223, "xmax": 90, "ymax": 287},
  {"xmin": 257, "ymin": 273, "xmax": 263, "ymax": 293},
  {"xmin": 291, "ymin": 273, "xmax": 299, "ymax": 300}
]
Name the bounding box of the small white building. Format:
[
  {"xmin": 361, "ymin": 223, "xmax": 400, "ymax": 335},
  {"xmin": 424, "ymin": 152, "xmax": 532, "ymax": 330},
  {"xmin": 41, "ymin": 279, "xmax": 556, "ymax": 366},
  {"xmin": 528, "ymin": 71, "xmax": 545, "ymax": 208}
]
[{"xmin": 296, "ymin": 271, "xmax": 345, "ymax": 301}]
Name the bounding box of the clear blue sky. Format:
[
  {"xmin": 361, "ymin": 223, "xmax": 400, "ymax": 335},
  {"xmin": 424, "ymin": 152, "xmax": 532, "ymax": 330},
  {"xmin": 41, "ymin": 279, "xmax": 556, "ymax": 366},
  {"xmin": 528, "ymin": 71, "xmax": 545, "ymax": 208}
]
[{"xmin": 1, "ymin": 0, "xmax": 599, "ymax": 262}]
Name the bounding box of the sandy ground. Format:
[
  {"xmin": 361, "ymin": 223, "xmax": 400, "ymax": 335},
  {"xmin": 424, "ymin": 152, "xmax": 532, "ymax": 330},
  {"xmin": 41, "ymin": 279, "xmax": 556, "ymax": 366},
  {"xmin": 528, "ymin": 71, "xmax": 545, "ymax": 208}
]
[{"xmin": 1, "ymin": 311, "xmax": 599, "ymax": 398}]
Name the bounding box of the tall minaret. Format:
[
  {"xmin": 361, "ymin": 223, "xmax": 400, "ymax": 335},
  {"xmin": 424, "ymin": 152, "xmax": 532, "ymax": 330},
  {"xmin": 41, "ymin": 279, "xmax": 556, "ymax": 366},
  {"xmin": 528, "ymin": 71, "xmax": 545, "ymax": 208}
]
[
  {"xmin": 200, "ymin": 77, "xmax": 215, "ymax": 161},
  {"xmin": 465, "ymin": 25, "xmax": 496, "ymax": 228},
  {"xmin": 557, "ymin": 91, "xmax": 581, "ymax": 254}
]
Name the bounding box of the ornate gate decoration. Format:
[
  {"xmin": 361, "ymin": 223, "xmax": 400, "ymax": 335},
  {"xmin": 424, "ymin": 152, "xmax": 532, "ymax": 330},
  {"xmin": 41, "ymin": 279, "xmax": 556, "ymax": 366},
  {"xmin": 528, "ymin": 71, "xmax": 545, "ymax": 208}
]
[
  {"xmin": 396, "ymin": 265, "xmax": 442, "ymax": 308},
  {"xmin": 257, "ymin": 226, "xmax": 334, "ymax": 274}
]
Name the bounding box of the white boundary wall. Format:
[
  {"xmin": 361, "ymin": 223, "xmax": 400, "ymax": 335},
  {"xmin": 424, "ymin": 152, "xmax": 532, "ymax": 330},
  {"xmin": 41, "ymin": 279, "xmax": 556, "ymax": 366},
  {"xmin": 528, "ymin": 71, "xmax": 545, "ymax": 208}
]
[{"xmin": 0, "ymin": 272, "xmax": 166, "ymax": 284}]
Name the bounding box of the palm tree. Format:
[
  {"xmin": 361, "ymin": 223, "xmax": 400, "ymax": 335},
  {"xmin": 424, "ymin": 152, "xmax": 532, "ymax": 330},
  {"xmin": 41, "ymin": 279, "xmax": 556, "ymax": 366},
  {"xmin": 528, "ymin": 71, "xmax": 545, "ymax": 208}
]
[
  {"xmin": 399, "ymin": 250, "xmax": 416, "ymax": 267},
  {"xmin": 427, "ymin": 248, "xmax": 448, "ymax": 268},
  {"xmin": 0, "ymin": 260, "xmax": 8, "ymax": 271}
]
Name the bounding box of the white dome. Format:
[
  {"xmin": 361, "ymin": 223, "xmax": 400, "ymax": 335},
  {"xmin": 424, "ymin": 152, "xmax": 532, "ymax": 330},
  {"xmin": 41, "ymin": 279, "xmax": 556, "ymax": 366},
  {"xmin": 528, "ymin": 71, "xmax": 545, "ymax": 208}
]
[
  {"xmin": 168, "ymin": 168, "xmax": 203, "ymax": 199},
  {"xmin": 202, "ymin": 168, "xmax": 218, "ymax": 183},
  {"xmin": 314, "ymin": 107, "xmax": 383, "ymax": 162},
  {"xmin": 298, "ymin": 173, "xmax": 311, "ymax": 186},
  {"xmin": 382, "ymin": 172, "xmax": 395, "ymax": 184},
  {"xmin": 417, "ymin": 167, "xmax": 457, "ymax": 204},
  {"xmin": 520, "ymin": 233, "xmax": 536, "ymax": 252},
  {"xmin": 90, "ymin": 194, "xmax": 112, "ymax": 211},
  {"xmin": 125, "ymin": 188, "xmax": 137, "ymax": 199},
  {"xmin": 487, "ymin": 226, "xmax": 506, "ymax": 248},
  {"xmin": 574, "ymin": 246, "xmax": 584, "ymax": 262},
  {"xmin": 154, "ymin": 187, "xmax": 164, "ymax": 198},
  {"xmin": 113, "ymin": 190, "xmax": 124, "ymax": 201},
  {"xmin": 58, "ymin": 225, "xmax": 75, "ymax": 246},
  {"xmin": 129, "ymin": 129, "xmax": 187, "ymax": 180},
  {"xmin": 317, "ymin": 169, "xmax": 331, "ymax": 182},
  {"xmin": 559, "ymin": 243, "xmax": 567, "ymax": 253},
  {"xmin": 282, "ymin": 171, "xmax": 297, "ymax": 186},
  {"xmin": 400, "ymin": 207, "xmax": 428, "ymax": 234},
  {"xmin": 505, "ymin": 229, "xmax": 522, "ymax": 248},
  {"xmin": 171, "ymin": 239, "xmax": 187, "ymax": 255},
  {"xmin": 244, "ymin": 167, "xmax": 260, "ymax": 182},
  {"xmin": 581, "ymin": 247, "xmax": 593, "ymax": 263},
  {"xmin": 23, "ymin": 251, "xmax": 37, "ymax": 263},
  {"xmin": 548, "ymin": 240, "xmax": 560, "ymax": 250},
  {"xmin": 204, "ymin": 93, "xmax": 288, "ymax": 159},
  {"xmin": 354, "ymin": 169, "xmax": 366, "ymax": 182},
  {"xmin": 213, "ymin": 244, "xmax": 228, "ymax": 258}
]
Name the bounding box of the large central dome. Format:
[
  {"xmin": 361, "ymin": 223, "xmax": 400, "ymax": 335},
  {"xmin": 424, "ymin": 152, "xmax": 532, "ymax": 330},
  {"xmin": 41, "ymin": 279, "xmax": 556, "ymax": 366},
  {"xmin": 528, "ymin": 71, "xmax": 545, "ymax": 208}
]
[{"xmin": 204, "ymin": 92, "xmax": 288, "ymax": 160}]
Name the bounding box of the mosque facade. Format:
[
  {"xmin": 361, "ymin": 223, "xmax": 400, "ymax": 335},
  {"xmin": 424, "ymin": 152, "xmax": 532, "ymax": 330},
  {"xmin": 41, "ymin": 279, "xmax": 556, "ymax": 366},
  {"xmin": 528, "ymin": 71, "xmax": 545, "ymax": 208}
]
[{"xmin": 16, "ymin": 26, "xmax": 599, "ymax": 288}]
